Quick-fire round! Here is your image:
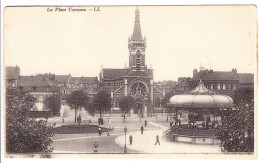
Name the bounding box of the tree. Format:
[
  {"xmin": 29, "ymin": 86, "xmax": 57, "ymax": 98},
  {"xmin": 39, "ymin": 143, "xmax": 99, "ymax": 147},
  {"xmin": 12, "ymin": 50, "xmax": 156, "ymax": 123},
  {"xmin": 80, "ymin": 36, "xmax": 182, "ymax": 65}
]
[
  {"xmin": 66, "ymin": 90, "xmax": 89, "ymax": 123},
  {"xmin": 161, "ymin": 91, "xmax": 177, "ymax": 121},
  {"xmin": 6, "ymin": 90, "xmax": 54, "ymax": 154},
  {"xmin": 44, "ymin": 94, "xmax": 61, "ymax": 116},
  {"xmin": 217, "ymin": 87, "xmax": 254, "ymax": 153},
  {"xmin": 86, "ymin": 101, "xmax": 96, "ymax": 116},
  {"xmin": 93, "ymin": 90, "xmax": 111, "ymax": 118},
  {"xmin": 233, "ymin": 87, "xmax": 254, "ymax": 106},
  {"xmin": 119, "ymin": 96, "xmax": 135, "ymax": 122}
]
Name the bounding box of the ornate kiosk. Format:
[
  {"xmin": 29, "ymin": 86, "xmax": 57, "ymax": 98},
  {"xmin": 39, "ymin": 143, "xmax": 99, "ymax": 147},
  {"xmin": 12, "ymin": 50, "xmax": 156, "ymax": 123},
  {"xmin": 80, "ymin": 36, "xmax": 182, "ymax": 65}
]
[{"xmin": 165, "ymin": 80, "xmax": 234, "ymax": 145}]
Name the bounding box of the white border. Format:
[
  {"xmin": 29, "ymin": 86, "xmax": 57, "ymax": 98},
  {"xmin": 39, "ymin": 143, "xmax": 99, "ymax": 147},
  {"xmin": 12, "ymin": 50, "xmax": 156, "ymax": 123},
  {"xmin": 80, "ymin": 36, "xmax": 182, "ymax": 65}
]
[{"xmin": 1, "ymin": 0, "xmax": 259, "ymax": 163}]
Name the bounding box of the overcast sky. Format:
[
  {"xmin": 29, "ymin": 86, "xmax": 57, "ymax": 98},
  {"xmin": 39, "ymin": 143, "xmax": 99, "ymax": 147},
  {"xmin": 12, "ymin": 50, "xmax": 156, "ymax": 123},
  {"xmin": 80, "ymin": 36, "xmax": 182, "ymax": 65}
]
[{"xmin": 4, "ymin": 6, "xmax": 257, "ymax": 81}]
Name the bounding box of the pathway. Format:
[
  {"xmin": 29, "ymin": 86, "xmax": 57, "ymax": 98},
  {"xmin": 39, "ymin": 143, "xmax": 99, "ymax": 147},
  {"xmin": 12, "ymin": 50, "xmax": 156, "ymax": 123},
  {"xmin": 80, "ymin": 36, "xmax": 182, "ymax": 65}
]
[{"xmin": 114, "ymin": 122, "xmax": 222, "ymax": 154}]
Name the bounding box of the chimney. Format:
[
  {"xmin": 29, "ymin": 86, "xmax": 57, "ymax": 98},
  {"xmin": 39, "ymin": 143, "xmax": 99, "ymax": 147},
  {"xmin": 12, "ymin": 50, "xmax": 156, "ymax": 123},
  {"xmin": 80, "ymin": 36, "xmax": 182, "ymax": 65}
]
[{"xmin": 232, "ymin": 68, "xmax": 237, "ymax": 73}]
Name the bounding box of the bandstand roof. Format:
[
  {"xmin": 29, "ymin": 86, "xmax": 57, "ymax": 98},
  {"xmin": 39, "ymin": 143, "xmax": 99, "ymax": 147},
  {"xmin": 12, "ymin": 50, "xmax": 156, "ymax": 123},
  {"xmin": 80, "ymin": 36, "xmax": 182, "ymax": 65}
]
[{"xmin": 169, "ymin": 80, "xmax": 233, "ymax": 109}]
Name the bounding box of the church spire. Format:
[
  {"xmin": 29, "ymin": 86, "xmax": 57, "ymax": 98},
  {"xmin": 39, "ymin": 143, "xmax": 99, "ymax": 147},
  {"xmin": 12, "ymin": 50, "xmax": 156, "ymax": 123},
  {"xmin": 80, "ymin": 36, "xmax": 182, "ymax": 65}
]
[{"xmin": 132, "ymin": 7, "xmax": 143, "ymax": 40}]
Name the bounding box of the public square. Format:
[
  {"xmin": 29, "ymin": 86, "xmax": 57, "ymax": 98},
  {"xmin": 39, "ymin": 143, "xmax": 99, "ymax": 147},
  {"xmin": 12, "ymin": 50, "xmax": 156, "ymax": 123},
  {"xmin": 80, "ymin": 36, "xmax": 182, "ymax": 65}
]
[{"xmin": 49, "ymin": 107, "xmax": 222, "ymax": 154}]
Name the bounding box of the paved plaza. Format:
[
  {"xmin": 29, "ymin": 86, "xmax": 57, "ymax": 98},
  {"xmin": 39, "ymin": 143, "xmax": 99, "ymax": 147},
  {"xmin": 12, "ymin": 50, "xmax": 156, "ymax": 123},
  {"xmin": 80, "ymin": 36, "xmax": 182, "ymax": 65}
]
[{"xmin": 49, "ymin": 107, "xmax": 222, "ymax": 154}]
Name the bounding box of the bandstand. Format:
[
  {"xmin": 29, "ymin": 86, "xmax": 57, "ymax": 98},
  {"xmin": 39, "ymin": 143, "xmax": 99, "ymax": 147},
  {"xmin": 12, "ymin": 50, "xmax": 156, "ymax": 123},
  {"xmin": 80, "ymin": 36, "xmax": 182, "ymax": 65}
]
[{"xmin": 165, "ymin": 80, "xmax": 234, "ymax": 145}]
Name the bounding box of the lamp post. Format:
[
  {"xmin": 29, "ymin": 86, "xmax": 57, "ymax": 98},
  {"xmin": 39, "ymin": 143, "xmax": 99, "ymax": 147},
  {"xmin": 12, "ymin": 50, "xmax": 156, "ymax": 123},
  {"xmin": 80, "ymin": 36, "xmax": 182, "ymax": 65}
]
[
  {"xmin": 107, "ymin": 117, "xmax": 110, "ymax": 136},
  {"xmin": 124, "ymin": 127, "xmax": 127, "ymax": 153}
]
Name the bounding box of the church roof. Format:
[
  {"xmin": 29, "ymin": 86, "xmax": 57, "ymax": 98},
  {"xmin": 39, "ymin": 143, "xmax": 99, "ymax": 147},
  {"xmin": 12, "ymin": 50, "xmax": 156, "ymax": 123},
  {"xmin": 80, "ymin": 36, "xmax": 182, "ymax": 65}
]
[
  {"xmin": 103, "ymin": 68, "xmax": 127, "ymax": 80},
  {"xmin": 132, "ymin": 7, "xmax": 143, "ymax": 41},
  {"xmin": 125, "ymin": 70, "xmax": 151, "ymax": 77},
  {"xmin": 238, "ymin": 73, "xmax": 254, "ymax": 84},
  {"xmin": 192, "ymin": 70, "xmax": 239, "ymax": 81}
]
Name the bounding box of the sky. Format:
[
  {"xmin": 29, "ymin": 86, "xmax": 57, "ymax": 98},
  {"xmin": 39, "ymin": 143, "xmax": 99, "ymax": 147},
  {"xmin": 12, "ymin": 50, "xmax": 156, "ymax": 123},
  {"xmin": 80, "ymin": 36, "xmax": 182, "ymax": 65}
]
[{"xmin": 4, "ymin": 6, "xmax": 257, "ymax": 81}]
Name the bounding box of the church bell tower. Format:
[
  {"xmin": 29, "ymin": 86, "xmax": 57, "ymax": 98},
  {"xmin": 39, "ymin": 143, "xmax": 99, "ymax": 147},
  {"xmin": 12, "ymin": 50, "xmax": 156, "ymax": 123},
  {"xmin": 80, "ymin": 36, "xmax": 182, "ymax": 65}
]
[{"xmin": 128, "ymin": 7, "xmax": 146, "ymax": 71}]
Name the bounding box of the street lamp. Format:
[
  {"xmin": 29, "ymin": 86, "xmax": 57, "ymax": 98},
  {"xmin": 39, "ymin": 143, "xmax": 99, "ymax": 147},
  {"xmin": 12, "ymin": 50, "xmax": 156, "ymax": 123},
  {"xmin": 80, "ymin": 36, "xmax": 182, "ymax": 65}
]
[
  {"xmin": 107, "ymin": 117, "xmax": 110, "ymax": 136},
  {"xmin": 124, "ymin": 127, "xmax": 127, "ymax": 153}
]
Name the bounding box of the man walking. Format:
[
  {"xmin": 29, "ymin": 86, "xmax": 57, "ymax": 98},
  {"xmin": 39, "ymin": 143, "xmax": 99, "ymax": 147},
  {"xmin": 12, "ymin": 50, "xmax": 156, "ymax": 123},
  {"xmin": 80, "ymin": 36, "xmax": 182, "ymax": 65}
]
[
  {"xmin": 129, "ymin": 135, "xmax": 133, "ymax": 145},
  {"xmin": 141, "ymin": 125, "xmax": 144, "ymax": 135},
  {"xmin": 155, "ymin": 134, "xmax": 160, "ymax": 145}
]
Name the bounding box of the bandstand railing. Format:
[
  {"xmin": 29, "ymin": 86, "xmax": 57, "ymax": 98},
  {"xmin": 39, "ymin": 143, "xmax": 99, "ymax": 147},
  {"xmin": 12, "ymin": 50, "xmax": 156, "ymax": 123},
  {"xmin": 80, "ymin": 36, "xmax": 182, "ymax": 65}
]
[{"xmin": 170, "ymin": 127, "xmax": 217, "ymax": 137}]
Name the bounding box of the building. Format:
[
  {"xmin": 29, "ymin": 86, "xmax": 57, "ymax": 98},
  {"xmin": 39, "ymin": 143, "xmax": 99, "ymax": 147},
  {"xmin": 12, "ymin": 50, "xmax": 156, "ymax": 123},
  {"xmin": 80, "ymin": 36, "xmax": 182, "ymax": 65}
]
[
  {"xmin": 54, "ymin": 74, "xmax": 99, "ymax": 99},
  {"xmin": 17, "ymin": 74, "xmax": 59, "ymax": 112},
  {"xmin": 176, "ymin": 77, "xmax": 191, "ymax": 92},
  {"xmin": 5, "ymin": 66, "xmax": 20, "ymax": 90},
  {"xmin": 99, "ymin": 8, "xmax": 164, "ymax": 115},
  {"xmin": 189, "ymin": 68, "xmax": 254, "ymax": 97},
  {"xmin": 238, "ymin": 73, "xmax": 254, "ymax": 89},
  {"xmin": 154, "ymin": 80, "xmax": 177, "ymax": 93}
]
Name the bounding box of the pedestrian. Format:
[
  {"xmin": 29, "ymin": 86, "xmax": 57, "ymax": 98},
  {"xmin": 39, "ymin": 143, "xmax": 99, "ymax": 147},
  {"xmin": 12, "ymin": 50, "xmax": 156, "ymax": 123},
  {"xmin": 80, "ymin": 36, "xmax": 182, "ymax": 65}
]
[
  {"xmin": 98, "ymin": 127, "xmax": 101, "ymax": 136},
  {"xmin": 129, "ymin": 135, "xmax": 133, "ymax": 145},
  {"xmin": 141, "ymin": 125, "xmax": 144, "ymax": 135},
  {"xmin": 155, "ymin": 134, "xmax": 160, "ymax": 145},
  {"xmin": 206, "ymin": 121, "xmax": 209, "ymax": 129},
  {"xmin": 145, "ymin": 120, "xmax": 147, "ymax": 127},
  {"xmin": 78, "ymin": 115, "xmax": 81, "ymax": 125},
  {"xmin": 178, "ymin": 119, "xmax": 181, "ymax": 126},
  {"xmin": 175, "ymin": 120, "xmax": 178, "ymax": 126}
]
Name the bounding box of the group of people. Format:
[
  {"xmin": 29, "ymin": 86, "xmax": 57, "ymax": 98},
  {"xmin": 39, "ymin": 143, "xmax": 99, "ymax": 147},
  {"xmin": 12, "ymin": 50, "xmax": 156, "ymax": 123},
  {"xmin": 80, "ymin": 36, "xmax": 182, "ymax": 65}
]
[
  {"xmin": 169, "ymin": 119, "xmax": 182, "ymax": 127},
  {"xmin": 187, "ymin": 119, "xmax": 219, "ymax": 130}
]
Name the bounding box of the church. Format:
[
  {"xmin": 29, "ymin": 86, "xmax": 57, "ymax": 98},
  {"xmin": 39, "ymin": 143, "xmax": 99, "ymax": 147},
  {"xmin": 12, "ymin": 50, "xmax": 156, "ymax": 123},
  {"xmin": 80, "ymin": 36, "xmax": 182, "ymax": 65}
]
[{"xmin": 99, "ymin": 8, "xmax": 165, "ymax": 116}]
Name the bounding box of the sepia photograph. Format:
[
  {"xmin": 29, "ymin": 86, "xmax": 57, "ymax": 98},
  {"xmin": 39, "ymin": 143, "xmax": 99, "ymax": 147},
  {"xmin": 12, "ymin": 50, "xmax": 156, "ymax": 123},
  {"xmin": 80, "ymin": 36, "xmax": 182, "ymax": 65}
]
[{"xmin": 2, "ymin": 5, "xmax": 257, "ymax": 159}]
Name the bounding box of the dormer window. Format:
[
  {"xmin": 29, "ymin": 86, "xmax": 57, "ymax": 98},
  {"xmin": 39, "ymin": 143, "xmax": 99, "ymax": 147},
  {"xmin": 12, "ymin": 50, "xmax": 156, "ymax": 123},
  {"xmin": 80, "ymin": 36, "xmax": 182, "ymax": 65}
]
[{"xmin": 11, "ymin": 82, "xmax": 16, "ymax": 88}]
